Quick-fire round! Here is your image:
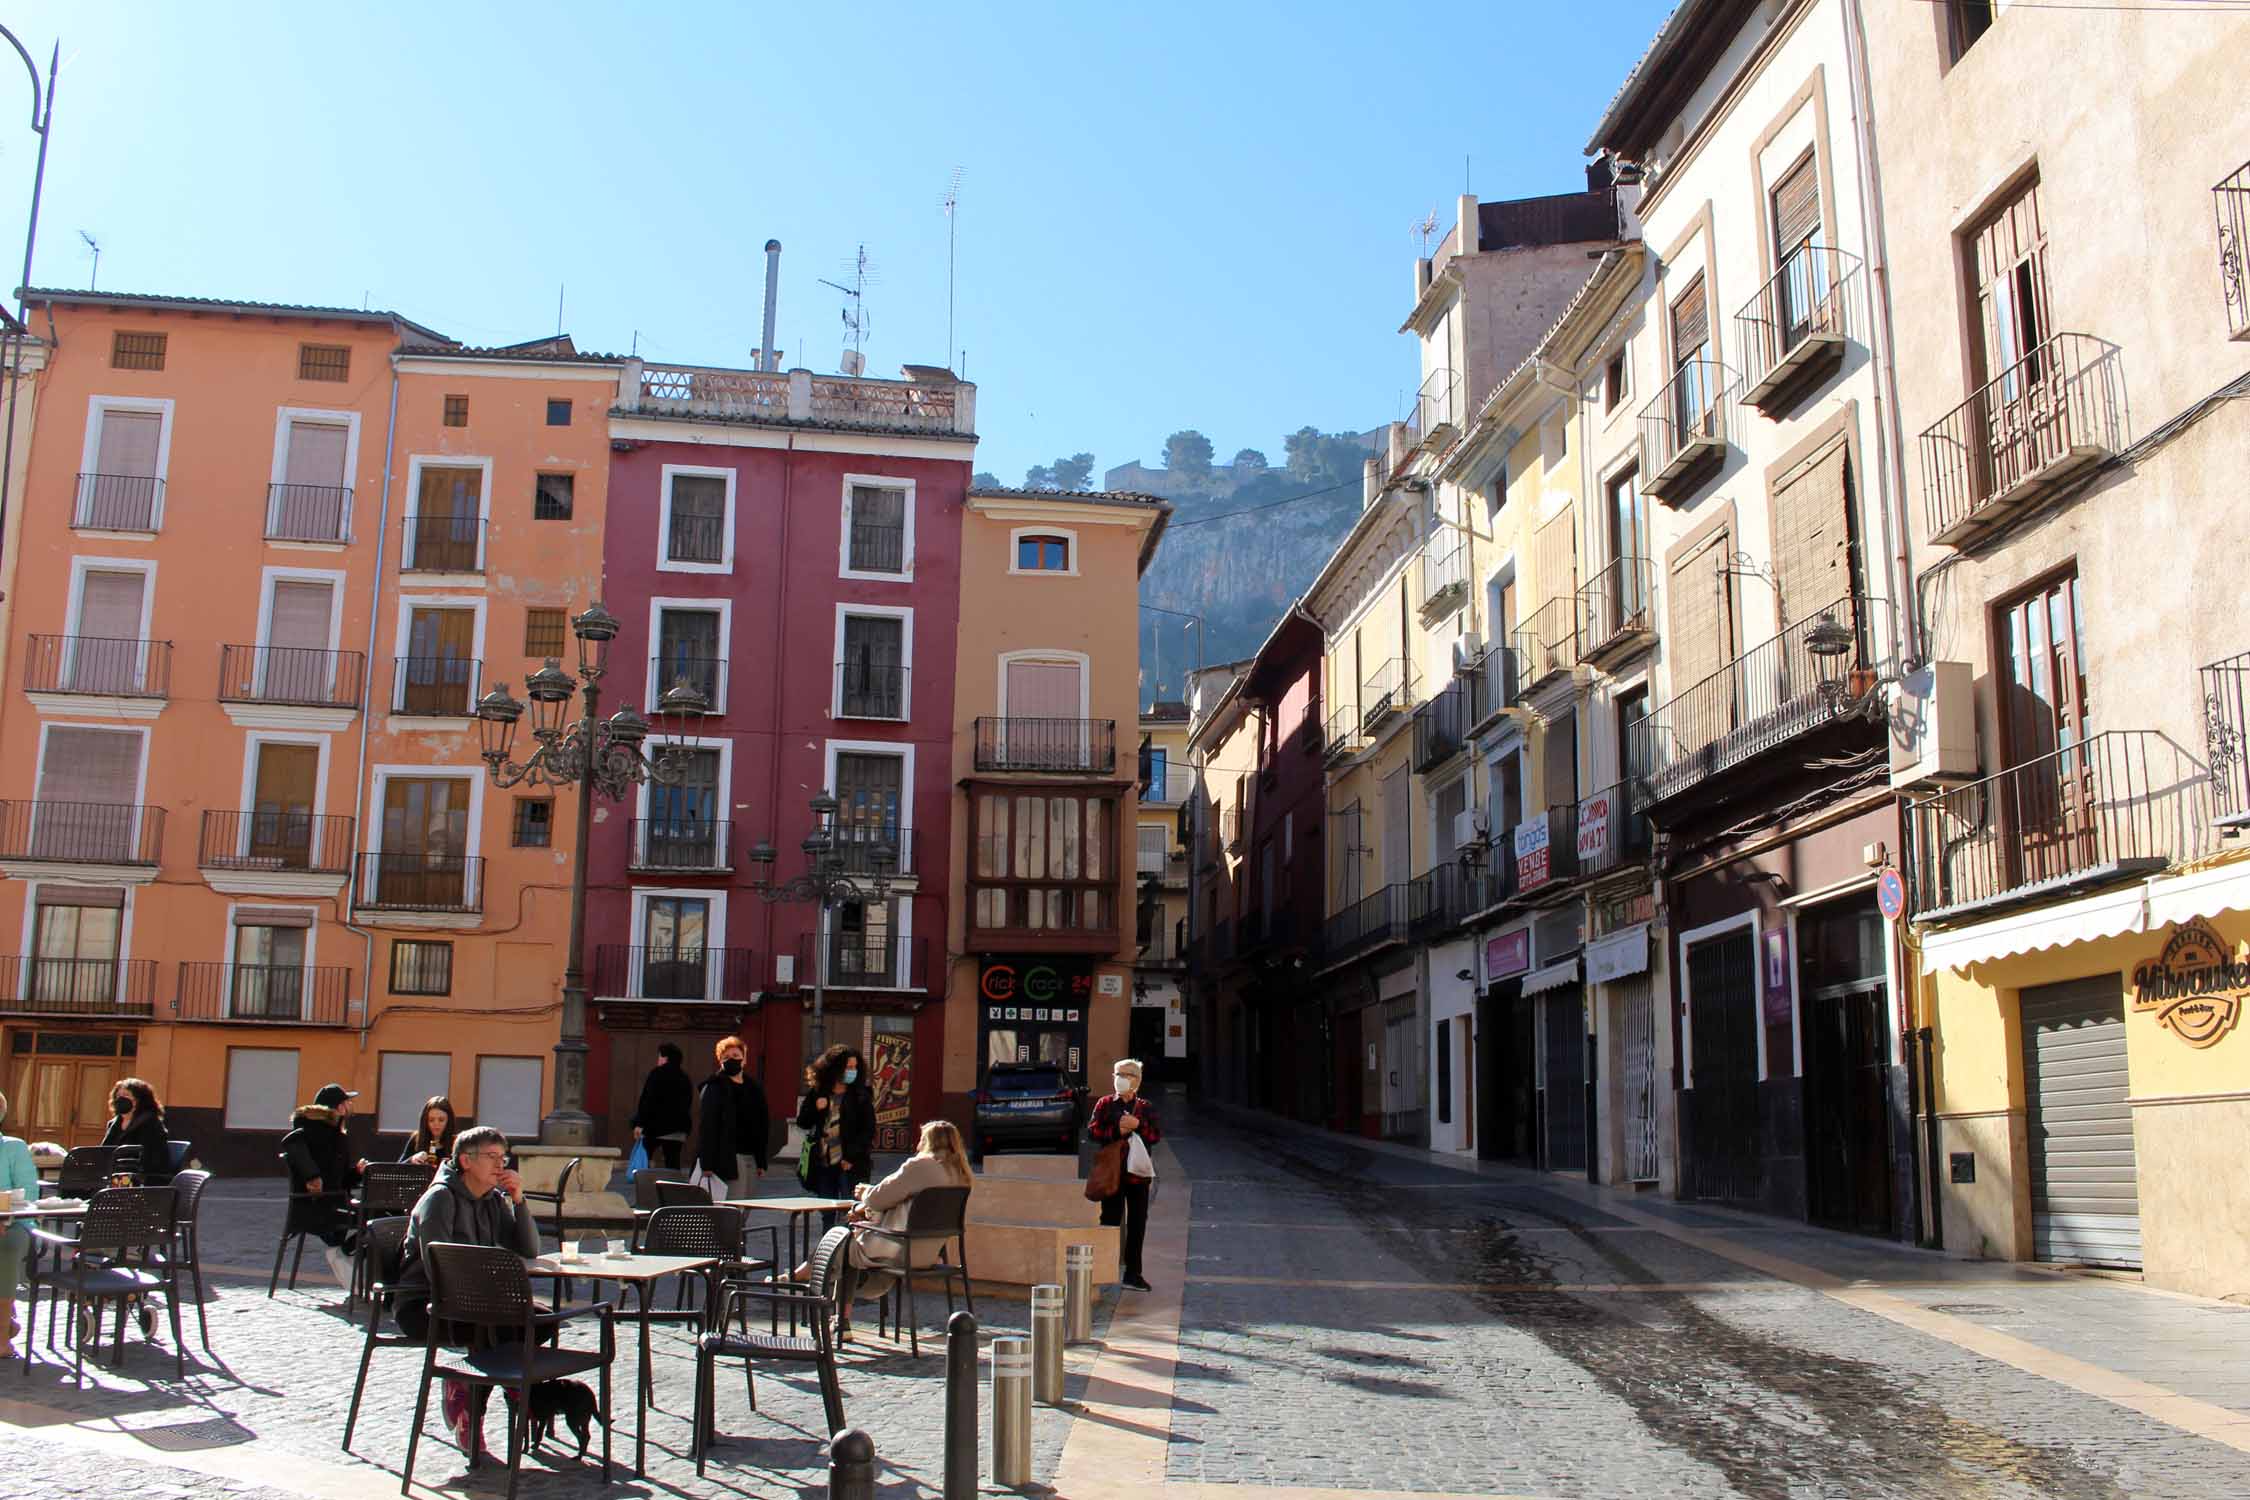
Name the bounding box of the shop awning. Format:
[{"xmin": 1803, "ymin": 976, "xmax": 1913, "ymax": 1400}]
[
  {"xmin": 1918, "ymin": 857, "xmax": 2250, "ymax": 974},
  {"xmin": 1522, "ymin": 957, "xmax": 1580, "ymax": 996},
  {"xmin": 1585, "ymin": 923, "xmax": 1650, "ymax": 984}
]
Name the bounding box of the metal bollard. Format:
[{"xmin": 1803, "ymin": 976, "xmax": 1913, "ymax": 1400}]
[
  {"xmin": 1064, "ymin": 1244, "xmax": 1095, "ymax": 1343},
  {"xmin": 990, "ymin": 1334, "xmax": 1032, "ymax": 1487},
  {"xmin": 828, "ymin": 1426, "xmax": 876, "ymax": 1500},
  {"xmin": 1030, "ymin": 1283, "xmax": 1065, "ymax": 1405},
  {"xmin": 944, "ymin": 1311, "xmax": 978, "ymax": 1500}
]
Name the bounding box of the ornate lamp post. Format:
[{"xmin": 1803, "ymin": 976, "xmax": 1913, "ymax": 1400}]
[
  {"xmin": 748, "ymin": 790, "xmax": 896, "ymax": 1056},
  {"xmin": 475, "ymin": 602, "xmax": 709, "ymax": 1144}
]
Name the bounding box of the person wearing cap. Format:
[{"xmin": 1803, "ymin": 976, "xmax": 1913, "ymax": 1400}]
[{"xmin": 282, "ymin": 1082, "xmax": 370, "ymax": 1289}]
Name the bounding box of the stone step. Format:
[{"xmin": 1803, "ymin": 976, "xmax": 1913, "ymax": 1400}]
[{"xmin": 965, "ymin": 1218, "xmax": 1118, "ymax": 1287}]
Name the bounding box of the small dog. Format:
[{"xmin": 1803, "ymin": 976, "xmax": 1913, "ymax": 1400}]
[{"xmin": 526, "ymin": 1379, "xmax": 606, "ymax": 1457}]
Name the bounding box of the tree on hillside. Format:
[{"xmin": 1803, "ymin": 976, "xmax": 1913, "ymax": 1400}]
[
  {"xmin": 1163, "ymin": 429, "xmax": 1214, "ymax": 479},
  {"xmin": 1284, "ymin": 426, "xmax": 1367, "ymax": 486},
  {"xmin": 1232, "ymin": 448, "xmax": 1268, "ymax": 473},
  {"xmin": 1023, "ymin": 463, "xmax": 1054, "ymax": 490},
  {"xmin": 972, "ymin": 470, "xmax": 1000, "ymax": 489},
  {"xmin": 1052, "ymin": 453, "xmax": 1095, "ymax": 491}
]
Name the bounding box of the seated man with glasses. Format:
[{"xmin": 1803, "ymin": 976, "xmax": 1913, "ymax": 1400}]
[{"xmin": 394, "ymin": 1126, "xmax": 542, "ymax": 1460}]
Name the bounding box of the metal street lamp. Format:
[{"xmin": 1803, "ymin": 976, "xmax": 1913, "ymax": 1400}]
[
  {"xmin": 0, "ymin": 26, "xmax": 56, "ymax": 616},
  {"xmin": 477, "ymin": 601, "xmax": 709, "ymax": 1145},
  {"xmin": 748, "ymin": 790, "xmax": 896, "ymax": 1057}
]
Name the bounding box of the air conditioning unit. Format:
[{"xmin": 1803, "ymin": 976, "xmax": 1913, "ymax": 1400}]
[
  {"xmin": 1452, "ymin": 631, "xmax": 1482, "ymax": 672},
  {"xmin": 1893, "ymin": 660, "xmax": 1979, "ymax": 790},
  {"xmin": 1452, "ymin": 808, "xmax": 1483, "ymax": 851}
]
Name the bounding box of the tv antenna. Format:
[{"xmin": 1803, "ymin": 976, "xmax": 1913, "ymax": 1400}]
[
  {"xmin": 1411, "ymin": 208, "xmax": 1440, "ymax": 260},
  {"xmin": 942, "ymin": 167, "xmax": 963, "ymax": 373},
  {"xmin": 78, "ymin": 229, "xmax": 100, "ymax": 290},
  {"xmin": 818, "ymin": 246, "xmax": 875, "ymax": 374}
]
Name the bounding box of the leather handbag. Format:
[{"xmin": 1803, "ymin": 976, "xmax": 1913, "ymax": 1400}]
[{"xmin": 1084, "ymin": 1139, "xmax": 1125, "ymax": 1201}]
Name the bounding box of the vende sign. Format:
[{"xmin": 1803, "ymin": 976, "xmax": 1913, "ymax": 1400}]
[
  {"xmin": 1515, "ymin": 815, "xmax": 1552, "ymax": 893},
  {"xmin": 1576, "ymin": 791, "xmax": 1613, "ymax": 866}
]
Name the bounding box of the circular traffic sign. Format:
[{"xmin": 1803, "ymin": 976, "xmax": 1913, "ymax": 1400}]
[{"xmin": 1877, "ymin": 867, "xmax": 1906, "ymax": 921}]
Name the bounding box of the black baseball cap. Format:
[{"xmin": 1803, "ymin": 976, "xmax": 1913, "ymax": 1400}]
[{"xmin": 313, "ymin": 1083, "xmax": 359, "ymax": 1109}]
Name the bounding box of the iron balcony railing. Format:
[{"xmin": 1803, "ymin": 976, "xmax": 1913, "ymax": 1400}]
[
  {"xmin": 829, "ymin": 821, "xmax": 913, "ymax": 876},
  {"xmin": 1510, "ymin": 804, "xmax": 1583, "ymax": 897},
  {"xmin": 1323, "ymin": 702, "xmax": 1365, "ymax": 761},
  {"xmin": 1137, "ymin": 924, "xmax": 1187, "ymax": 964},
  {"xmin": 1921, "ymin": 332, "xmax": 2123, "ymax": 545},
  {"xmin": 354, "ymin": 852, "xmax": 484, "ymax": 913},
  {"xmin": 798, "ymin": 931, "xmax": 932, "ymax": 991},
  {"xmin": 176, "ymin": 962, "xmax": 352, "ymax": 1027},
  {"xmin": 219, "ymin": 644, "xmax": 365, "ymax": 710},
  {"xmin": 73, "ymin": 472, "xmax": 163, "ymax": 532},
  {"xmin": 0, "ymin": 801, "xmax": 164, "ymax": 865},
  {"xmin": 666, "ymin": 511, "xmax": 727, "ymax": 565},
  {"xmin": 1415, "ymin": 365, "xmax": 1461, "ymax": 441},
  {"xmin": 2204, "ymin": 650, "xmax": 2250, "ymax": 826},
  {"xmin": 23, "ymin": 635, "xmax": 172, "ymax": 698},
  {"xmin": 973, "ymin": 717, "xmax": 1118, "ymax": 774},
  {"xmin": 1630, "ymin": 596, "xmax": 1891, "ymax": 809},
  {"xmin": 2218, "ymin": 160, "xmax": 2250, "ymax": 341},
  {"xmin": 1907, "ymin": 730, "xmax": 2206, "ymax": 920},
  {"xmin": 593, "ymin": 943, "xmax": 759, "ymax": 1003},
  {"xmin": 1479, "ymin": 643, "xmax": 1522, "ymax": 715},
  {"xmin": 1360, "ymin": 659, "xmax": 1417, "ymax": 730},
  {"xmin": 1136, "ymin": 842, "xmax": 1179, "ymax": 877},
  {"xmin": 837, "ymin": 661, "xmax": 908, "ymax": 720},
  {"xmin": 651, "ymin": 656, "xmax": 726, "ymax": 713},
  {"xmin": 0, "ymin": 956, "xmax": 158, "ymax": 1018},
  {"xmin": 1514, "ymin": 596, "xmax": 1581, "ymax": 690},
  {"xmin": 1220, "ymin": 806, "xmax": 1243, "ymax": 854},
  {"xmin": 1411, "ymin": 676, "xmax": 1480, "ymax": 772},
  {"xmin": 1321, "ymin": 880, "xmax": 1427, "ymax": 966},
  {"xmin": 1137, "ymin": 761, "xmax": 1197, "ymax": 807},
  {"xmin": 1415, "ymin": 860, "xmax": 1492, "ymax": 936},
  {"xmin": 1572, "ymin": 781, "xmax": 1652, "ymax": 880},
  {"xmin": 198, "ymin": 810, "xmax": 355, "ymax": 875},
  {"xmin": 1577, "ymin": 557, "xmax": 1657, "ymax": 665},
  {"xmin": 399, "ymin": 514, "xmax": 487, "ymax": 573},
  {"xmin": 1734, "ymin": 245, "xmax": 1863, "ymax": 406},
  {"xmin": 847, "ymin": 520, "xmax": 907, "ymax": 573},
  {"xmin": 1638, "ymin": 359, "xmax": 1731, "ymax": 500},
  {"xmin": 266, "ymin": 482, "xmax": 353, "ymax": 543},
  {"xmin": 628, "ymin": 817, "xmax": 735, "ymax": 872},
  {"xmin": 394, "ymin": 656, "xmax": 481, "ymax": 717},
  {"xmin": 1422, "ymin": 534, "xmax": 1470, "ymax": 610}
]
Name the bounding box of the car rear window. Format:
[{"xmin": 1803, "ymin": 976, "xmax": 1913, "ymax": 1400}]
[{"xmin": 989, "ymin": 1068, "xmax": 1065, "ymax": 1096}]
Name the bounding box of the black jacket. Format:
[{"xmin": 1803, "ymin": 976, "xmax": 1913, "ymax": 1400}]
[
  {"xmin": 796, "ymin": 1085, "xmax": 876, "ymax": 1177},
  {"xmin": 695, "ymin": 1072, "xmax": 769, "ymax": 1180},
  {"xmin": 281, "ymin": 1104, "xmax": 361, "ymax": 1232},
  {"xmin": 632, "ymin": 1060, "xmax": 695, "ymax": 1140},
  {"xmin": 101, "ymin": 1110, "xmax": 175, "ymax": 1184}
]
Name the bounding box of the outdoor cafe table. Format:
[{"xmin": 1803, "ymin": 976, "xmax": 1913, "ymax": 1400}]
[
  {"xmin": 720, "ymin": 1196, "xmax": 855, "ymax": 1331},
  {"xmin": 526, "ymin": 1250, "xmax": 717, "ymax": 1477}
]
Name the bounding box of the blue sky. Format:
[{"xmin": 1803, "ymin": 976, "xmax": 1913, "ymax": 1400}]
[{"xmin": 1, "ymin": 1, "xmax": 1672, "ymax": 486}]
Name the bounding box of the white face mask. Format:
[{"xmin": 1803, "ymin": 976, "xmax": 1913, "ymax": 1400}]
[{"xmin": 1112, "ymin": 1075, "xmax": 1135, "ymax": 1095}]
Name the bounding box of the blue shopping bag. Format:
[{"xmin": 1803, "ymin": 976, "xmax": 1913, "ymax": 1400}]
[{"xmin": 626, "ymin": 1138, "xmax": 650, "ymax": 1175}]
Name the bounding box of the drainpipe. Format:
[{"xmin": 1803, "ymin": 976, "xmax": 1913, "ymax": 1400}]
[
  {"xmin": 352, "ymin": 359, "xmax": 402, "ymax": 1053},
  {"xmin": 762, "ymin": 429, "xmax": 799, "ymax": 1080}
]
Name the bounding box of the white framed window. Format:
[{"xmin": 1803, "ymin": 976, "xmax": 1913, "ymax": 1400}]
[
  {"xmin": 475, "ymin": 1056, "xmax": 545, "ymax": 1139},
  {"xmin": 56, "ymin": 556, "xmax": 159, "ymax": 697},
  {"xmin": 824, "ymin": 738, "xmax": 916, "ymax": 874},
  {"xmin": 32, "ymin": 723, "xmax": 153, "ymax": 862},
  {"xmin": 997, "ymin": 649, "xmax": 1090, "ymax": 718},
  {"xmin": 1008, "ymin": 527, "xmax": 1079, "ymax": 576},
  {"xmin": 629, "ymin": 886, "xmax": 730, "ymax": 1002},
  {"xmin": 839, "ymin": 474, "xmax": 915, "ymax": 581},
  {"xmin": 223, "ymin": 1047, "xmax": 300, "ymax": 1130},
  {"xmin": 390, "ymin": 593, "xmax": 487, "ymax": 718},
  {"xmin": 833, "ymin": 604, "xmax": 913, "ymax": 721},
  {"xmin": 402, "ymin": 454, "xmax": 494, "ymax": 576},
  {"xmin": 258, "ymin": 565, "xmax": 346, "ymax": 663},
  {"xmin": 632, "ymin": 734, "xmax": 732, "ymax": 871},
  {"xmin": 658, "ymin": 463, "xmax": 736, "ymax": 574},
  {"xmin": 77, "ymin": 395, "xmax": 175, "ymax": 532},
  {"xmin": 267, "ymin": 406, "xmax": 361, "ymax": 543},
  {"xmin": 378, "ymin": 1051, "xmax": 451, "ymax": 1134},
  {"xmin": 821, "ymin": 888, "xmax": 915, "ymax": 989},
  {"xmin": 369, "ymin": 765, "xmax": 486, "ymax": 880},
  {"xmin": 646, "ymin": 596, "xmax": 732, "ymax": 716}
]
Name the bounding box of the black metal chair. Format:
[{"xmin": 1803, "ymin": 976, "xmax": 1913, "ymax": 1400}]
[
  {"xmin": 863, "ymin": 1184, "xmax": 974, "ymax": 1356},
  {"xmin": 269, "ymin": 1148, "xmax": 346, "ymax": 1296},
  {"xmin": 349, "ymin": 1163, "xmax": 435, "ymax": 1311},
  {"xmin": 627, "ymin": 1167, "xmax": 692, "ymax": 1251},
  {"xmin": 692, "ymin": 1225, "xmax": 850, "ymax": 1475},
  {"xmin": 653, "ymin": 1178, "xmax": 713, "ymax": 1209},
  {"xmin": 155, "ymin": 1168, "xmax": 214, "ymax": 1355},
  {"xmin": 341, "ymin": 1216, "xmax": 413, "ymax": 1453},
  {"xmin": 517, "ymin": 1155, "xmax": 583, "ymax": 1255},
  {"xmin": 54, "ymin": 1145, "xmax": 132, "ymax": 1199},
  {"xmin": 24, "ymin": 1186, "xmax": 184, "ymax": 1387},
  {"xmin": 402, "ymin": 1242, "xmax": 616, "ymax": 1500},
  {"xmin": 165, "ymin": 1140, "xmax": 193, "ymax": 1177}
]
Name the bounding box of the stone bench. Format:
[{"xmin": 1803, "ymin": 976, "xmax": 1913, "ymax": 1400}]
[{"xmin": 964, "ymin": 1154, "xmax": 1117, "ymax": 1287}]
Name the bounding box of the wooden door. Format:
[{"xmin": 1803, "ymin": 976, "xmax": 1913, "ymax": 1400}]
[
  {"xmin": 266, "ymin": 580, "xmax": 336, "ymax": 702},
  {"xmin": 9, "ymin": 1030, "xmax": 134, "ymax": 1147},
  {"xmin": 279, "ymin": 419, "xmax": 350, "ymax": 539},
  {"xmin": 403, "ymin": 609, "xmax": 475, "ymax": 715},
  {"xmin": 416, "ymin": 466, "xmax": 482, "ymax": 570},
  {"xmin": 1997, "ymin": 571, "xmax": 2092, "ymax": 886},
  {"xmin": 251, "ymin": 743, "xmax": 319, "ymax": 867},
  {"xmin": 381, "ymin": 777, "xmax": 468, "ymax": 905},
  {"xmin": 72, "ymin": 569, "xmax": 147, "ymax": 692},
  {"xmin": 1969, "ymin": 181, "xmax": 2055, "ymax": 499}
]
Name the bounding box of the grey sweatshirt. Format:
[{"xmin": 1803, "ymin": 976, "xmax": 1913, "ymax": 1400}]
[{"xmin": 394, "ymin": 1162, "xmax": 542, "ymax": 1305}]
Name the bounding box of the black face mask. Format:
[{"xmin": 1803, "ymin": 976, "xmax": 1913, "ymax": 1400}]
[
  {"xmin": 114, "ymin": 1097, "xmax": 132, "ymax": 1116},
  {"xmin": 721, "ymin": 1057, "xmax": 743, "ymax": 1077}
]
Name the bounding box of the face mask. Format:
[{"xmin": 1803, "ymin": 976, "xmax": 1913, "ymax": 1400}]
[
  {"xmin": 1113, "ymin": 1077, "xmax": 1134, "ymax": 1095},
  {"xmin": 722, "ymin": 1057, "xmax": 743, "ymax": 1077},
  {"xmin": 114, "ymin": 1097, "xmax": 133, "ymax": 1116},
  {"xmin": 844, "ymin": 1067, "xmax": 859, "ymax": 1084}
]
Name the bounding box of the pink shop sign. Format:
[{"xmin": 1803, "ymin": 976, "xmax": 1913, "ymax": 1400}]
[{"xmin": 1485, "ymin": 930, "xmax": 1530, "ymax": 979}]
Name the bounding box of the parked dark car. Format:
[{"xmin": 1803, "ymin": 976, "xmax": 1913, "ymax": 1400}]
[{"xmin": 973, "ymin": 1063, "xmax": 1081, "ymax": 1156}]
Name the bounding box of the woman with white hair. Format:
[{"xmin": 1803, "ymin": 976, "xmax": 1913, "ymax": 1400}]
[
  {"xmin": 0, "ymin": 1087, "xmax": 42, "ymax": 1354},
  {"xmin": 1085, "ymin": 1058, "xmax": 1161, "ymax": 1292}
]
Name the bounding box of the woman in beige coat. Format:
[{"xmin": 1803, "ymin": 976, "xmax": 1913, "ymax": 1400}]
[{"xmin": 789, "ymin": 1119, "xmax": 973, "ymax": 1339}]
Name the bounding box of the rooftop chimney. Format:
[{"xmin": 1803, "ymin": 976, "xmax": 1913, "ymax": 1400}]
[{"xmin": 759, "ymin": 239, "xmax": 782, "ymax": 373}]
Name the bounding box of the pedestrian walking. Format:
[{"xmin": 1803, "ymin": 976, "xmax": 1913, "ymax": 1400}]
[
  {"xmin": 695, "ymin": 1035, "xmax": 770, "ymax": 1199},
  {"xmin": 631, "ymin": 1042, "xmax": 695, "ymax": 1169},
  {"xmin": 398, "ymin": 1095, "xmax": 458, "ymax": 1165},
  {"xmin": 101, "ymin": 1076, "xmax": 175, "ymax": 1184},
  {"xmin": 0, "ymin": 1086, "xmax": 41, "ymax": 1356},
  {"xmin": 1086, "ymin": 1058, "xmax": 1160, "ymax": 1292},
  {"xmin": 797, "ymin": 1044, "xmax": 875, "ymax": 1215},
  {"xmin": 282, "ymin": 1082, "xmax": 368, "ymax": 1288}
]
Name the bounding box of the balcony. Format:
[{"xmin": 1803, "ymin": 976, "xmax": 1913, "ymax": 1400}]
[
  {"xmin": 0, "ymin": 802, "xmax": 164, "ymax": 869},
  {"xmin": 1414, "ymin": 366, "xmax": 1462, "ymax": 450},
  {"xmin": 1921, "ymin": 333, "xmax": 2122, "ymax": 547},
  {"xmin": 1513, "ymin": 597, "xmax": 1582, "ymax": 696},
  {"xmin": 651, "ymin": 656, "xmax": 725, "ymax": 714},
  {"xmin": 627, "ymin": 817, "xmax": 736, "ymax": 873},
  {"xmin": 829, "ymin": 821, "xmax": 914, "ymax": 877},
  {"xmin": 1572, "ymin": 781, "xmax": 1652, "ymax": 881},
  {"xmin": 1577, "ymin": 557, "xmax": 1658, "ymax": 670},
  {"xmin": 1475, "ymin": 644, "xmax": 1522, "ymax": 721},
  {"xmin": 1510, "ymin": 804, "xmax": 1582, "ymax": 898},
  {"xmin": 1415, "ymin": 859, "xmax": 1494, "ymax": 937},
  {"xmin": 1220, "ymin": 806, "xmax": 1243, "ymax": 855},
  {"xmin": 1907, "ymin": 731, "xmax": 2204, "ymax": 922},
  {"xmin": 1136, "ymin": 924, "xmax": 1187, "ymax": 968},
  {"xmin": 1411, "ymin": 676, "xmax": 1480, "ymax": 773},
  {"xmin": 593, "ymin": 943, "xmax": 759, "ymax": 1004},
  {"xmin": 199, "ymin": 810, "xmax": 354, "ymax": 877},
  {"xmin": 836, "ymin": 661, "xmax": 908, "ymax": 721},
  {"xmin": 2204, "ymin": 651, "xmax": 2250, "ymax": 828},
  {"xmin": 1359, "ymin": 659, "xmax": 1417, "ymax": 732},
  {"xmin": 1320, "ymin": 881, "xmax": 1424, "ymax": 967},
  {"xmin": 1631, "ymin": 596, "xmax": 1891, "ymax": 811},
  {"xmin": 354, "ymin": 852, "xmax": 484, "ymax": 914},
  {"xmin": 220, "ymin": 645, "xmax": 364, "ymax": 712},
  {"xmin": 399, "ymin": 515, "xmax": 487, "ymax": 573},
  {"xmin": 73, "ymin": 472, "xmax": 163, "ymax": 532},
  {"xmin": 0, "ymin": 957, "xmax": 158, "ymax": 1019},
  {"xmin": 393, "ymin": 657, "xmax": 481, "ymax": 718},
  {"xmin": 1323, "ymin": 702, "xmax": 1366, "ymax": 763},
  {"xmin": 2218, "ymin": 161, "xmax": 2250, "ymax": 341},
  {"xmin": 1420, "ymin": 534, "xmax": 1470, "ymax": 619},
  {"xmin": 266, "ymin": 482, "xmax": 353, "ymax": 543},
  {"xmin": 1137, "ymin": 761, "xmax": 1196, "ymax": 807},
  {"xmin": 623, "ymin": 361, "xmax": 975, "ymax": 436},
  {"xmin": 973, "ymin": 717, "xmax": 1118, "ymax": 774},
  {"xmin": 796, "ymin": 931, "xmax": 933, "ymax": 992},
  {"xmin": 1638, "ymin": 360, "xmax": 1731, "ymax": 503},
  {"xmin": 1734, "ymin": 246, "xmax": 1862, "ymax": 415},
  {"xmin": 23, "ymin": 635, "xmax": 172, "ymax": 703},
  {"xmin": 175, "ymin": 962, "xmax": 352, "ymax": 1027}
]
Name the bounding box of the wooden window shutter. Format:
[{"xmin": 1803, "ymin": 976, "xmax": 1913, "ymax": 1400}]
[
  {"xmin": 1533, "ymin": 505, "xmax": 1578, "ymax": 612},
  {"xmin": 1670, "ymin": 275, "xmax": 1709, "ymax": 360},
  {"xmin": 1772, "ymin": 152, "xmax": 1821, "ymax": 260},
  {"xmin": 1769, "ymin": 444, "xmax": 1856, "ymax": 628},
  {"xmin": 77, "ymin": 570, "xmax": 146, "ymax": 640},
  {"xmin": 1666, "ymin": 528, "xmax": 1734, "ymax": 697},
  {"xmin": 38, "ymin": 727, "xmax": 143, "ymax": 805}
]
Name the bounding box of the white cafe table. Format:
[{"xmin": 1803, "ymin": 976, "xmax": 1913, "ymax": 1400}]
[{"xmin": 525, "ymin": 1250, "xmax": 716, "ymax": 1478}]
